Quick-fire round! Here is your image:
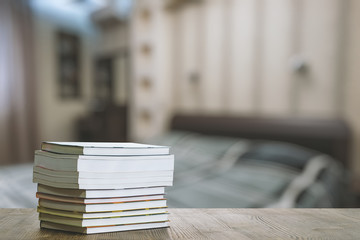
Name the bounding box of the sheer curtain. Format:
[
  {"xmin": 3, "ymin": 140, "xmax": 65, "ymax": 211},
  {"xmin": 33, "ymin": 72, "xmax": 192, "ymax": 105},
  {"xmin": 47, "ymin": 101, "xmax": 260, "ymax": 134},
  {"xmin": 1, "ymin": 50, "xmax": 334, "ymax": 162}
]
[{"xmin": 0, "ymin": 0, "xmax": 38, "ymax": 165}]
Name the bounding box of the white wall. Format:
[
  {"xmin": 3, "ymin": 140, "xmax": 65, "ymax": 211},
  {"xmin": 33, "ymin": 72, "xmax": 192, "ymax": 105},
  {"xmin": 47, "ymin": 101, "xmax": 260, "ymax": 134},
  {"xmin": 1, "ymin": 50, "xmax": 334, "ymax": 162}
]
[
  {"xmin": 345, "ymin": 0, "xmax": 360, "ymax": 175},
  {"xmin": 130, "ymin": 0, "xmax": 173, "ymax": 140},
  {"xmin": 33, "ymin": 7, "xmax": 96, "ymax": 142},
  {"xmin": 131, "ymin": 0, "xmax": 360, "ymax": 175},
  {"xmin": 168, "ymin": 0, "xmax": 344, "ymax": 117}
]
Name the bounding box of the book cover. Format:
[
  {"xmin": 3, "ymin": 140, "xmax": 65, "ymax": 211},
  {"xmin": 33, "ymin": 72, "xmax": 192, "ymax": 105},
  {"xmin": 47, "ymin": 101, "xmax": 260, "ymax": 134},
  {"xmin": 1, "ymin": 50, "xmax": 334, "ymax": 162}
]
[
  {"xmin": 39, "ymin": 212, "xmax": 169, "ymax": 227},
  {"xmin": 37, "ymin": 206, "xmax": 168, "ymax": 219},
  {"xmin": 38, "ymin": 199, "xmax": 167, "ymax": 212},
  {"xmin": 37, "ymin": 184, "xmax": 166, "ymax": 198},
  {"xmin": 36, "ymin": 192, "xmax": 165, "ymax": 204},
  {"xmin": 41, "ymin": 142, "xmax": 170, "ymax": 156},
  {"xmin": 33, "ymin": 166, "xmax": 173, "ymax": 179},
  {"xmin": 40, "ymin": 220, "xmax": 169, "ymax": 234},
  {"xmin": 34, "ymin": 150, "xmax": 175, "ymax": 172},
  {"xmin": 33, "ymin": 177, "xmax": 173, "ymax": 189}
]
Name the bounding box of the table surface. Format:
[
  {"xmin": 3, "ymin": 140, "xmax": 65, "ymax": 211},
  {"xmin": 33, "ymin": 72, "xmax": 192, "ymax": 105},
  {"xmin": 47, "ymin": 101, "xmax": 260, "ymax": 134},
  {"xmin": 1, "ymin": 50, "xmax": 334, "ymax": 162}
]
[{"xmin": 0, "ymin": 208, "xmax": 359, "ymax": 239}]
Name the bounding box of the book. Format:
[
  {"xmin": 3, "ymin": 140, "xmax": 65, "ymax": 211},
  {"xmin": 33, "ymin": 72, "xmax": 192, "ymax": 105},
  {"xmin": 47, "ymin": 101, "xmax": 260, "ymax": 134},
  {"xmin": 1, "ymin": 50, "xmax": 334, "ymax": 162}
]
[
  {"xmin": 41, "ymin": 142, "xmax": 170, "ymax": 156},
  {"xmin": 33, "ymin": 172, "xmax": 173, "ymax": 185},
  {"xmin": 39, "ymin": 199, "xmax": 167, "ymax": 212},
  {"xmin": 33, "ymin": 141, "xmax": 175, "ymax": 234},
  {"xmin": 36, "ymin": 192, "xmax": 165, "ymax": 204},
  {"xmin": 39, "ymin": 213, "xmax": 169, "ymax": 227},
  {"xmin": 34, "ymin": 150, "xmax": 174, "ymax": 172},
  {"xmin": 33, "ymin": 166, "xmax": 173, "ymax": 179},
  {"xmin": 40, "ymin": 220, "xmax": 169, "ymax": 234},
  {"xmin": 33, "ymin": 177, "xmax": 173, "ymax": 189},
  {"xmin": 37, "ymin": 206, "xmax": 168, "ymax": 219},
  {"xmin": 37, "ymin": 184, "xmax": 166, "ymax": 198}
]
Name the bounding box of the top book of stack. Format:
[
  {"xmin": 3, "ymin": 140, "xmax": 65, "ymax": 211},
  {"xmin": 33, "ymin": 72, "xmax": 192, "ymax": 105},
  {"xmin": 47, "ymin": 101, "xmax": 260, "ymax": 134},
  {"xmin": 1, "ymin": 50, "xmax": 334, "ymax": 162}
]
[{"xmin": 41, "ymin": 142, "xmax": 170, "ymax": 156}]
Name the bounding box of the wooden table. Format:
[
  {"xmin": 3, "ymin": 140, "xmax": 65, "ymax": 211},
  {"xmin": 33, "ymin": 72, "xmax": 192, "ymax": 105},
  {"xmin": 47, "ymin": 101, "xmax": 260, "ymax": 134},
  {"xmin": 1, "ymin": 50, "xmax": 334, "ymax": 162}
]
[{"xmin": 1, "ymin": 208, "xmax": 359, "ymax": 239}]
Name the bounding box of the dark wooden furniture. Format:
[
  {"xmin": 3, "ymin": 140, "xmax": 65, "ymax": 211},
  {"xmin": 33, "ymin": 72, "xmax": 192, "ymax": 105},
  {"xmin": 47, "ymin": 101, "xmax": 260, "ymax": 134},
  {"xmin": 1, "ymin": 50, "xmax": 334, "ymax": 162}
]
[
  {"xmin": 77, "ymin": 49, "xmax": 130, "ymax": 142},
  {"xmin": 56, "ymin": 30, "xmax": 81, "ymax": 99},
  {"xmin": 77, "ymin": 105, "xmax": 127, "ymax": 142},
  {"xmin": 1, "ymin": 208, "xmax": 359, "ymax": 239},
  {"xmin": 171, "ymin": 114, "xmax": 352, "ymax": 166}
]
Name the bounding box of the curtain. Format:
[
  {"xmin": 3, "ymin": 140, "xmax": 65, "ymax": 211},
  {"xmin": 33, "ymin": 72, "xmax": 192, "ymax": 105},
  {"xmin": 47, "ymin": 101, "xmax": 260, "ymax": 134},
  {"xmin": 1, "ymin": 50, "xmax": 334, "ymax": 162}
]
[{"xmin": 0, "ymin": 0, "xmax": 38, "ymax": 165}]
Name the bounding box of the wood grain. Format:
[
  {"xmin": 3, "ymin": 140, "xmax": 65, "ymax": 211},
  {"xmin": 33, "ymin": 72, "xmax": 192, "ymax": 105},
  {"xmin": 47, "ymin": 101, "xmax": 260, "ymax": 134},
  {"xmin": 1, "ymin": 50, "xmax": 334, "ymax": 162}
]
[{"xmin": 1, "ymin": 208, "xmax": 359, "ymax": 239}]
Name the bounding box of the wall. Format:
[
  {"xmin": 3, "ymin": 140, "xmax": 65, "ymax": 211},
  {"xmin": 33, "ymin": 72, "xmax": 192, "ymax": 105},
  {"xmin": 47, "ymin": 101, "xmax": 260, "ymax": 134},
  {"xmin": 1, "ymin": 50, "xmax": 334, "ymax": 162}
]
[
  {"xmin": 32, "ymin": 0, "xmax": 132, "ymax": 143},
  {"xmin": 131, "ymin": 0, "xmax": 360, "ymax": 175},
  {"xmin": 169, "ymin": 0, "xmax": 344, "ymax": 117},
  {"xmin": 345, "ymin": 0, "xmax": 360, "ymax": 175},
  {"xmin": 130, "ymin": 0, "xmax": 173, "ymax": 140},
  {"xmin": 33, "ymin": 7, "xmax": 96, "ymax": 142}
]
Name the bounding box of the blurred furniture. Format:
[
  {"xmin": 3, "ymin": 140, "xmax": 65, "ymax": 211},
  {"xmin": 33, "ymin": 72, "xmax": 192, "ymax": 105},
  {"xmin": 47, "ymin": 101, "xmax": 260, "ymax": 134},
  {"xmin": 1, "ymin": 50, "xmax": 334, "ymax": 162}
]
[
  {"xmin": 0, "ymin": 114, "xmax": 354, "ymax": 208},
  {"xmin": 148, "ymin": 114, "xmax": 354, "ymax": 208},
  {"xmin": 76, "ymin": 49, "xmax": 130, "ymax": 142},
  {"xmin": 56, "ymin": 30, "xmax": 81, "ymax": 99},
  {"xmin": 76, "ymin": 104, "xmax": 127, "ymax": 142},
  {"xmin": 1, "ymin": 208, "xmax": 359, "ymax": 239},
  {"xmin": 94, "ymin": 56, "xmax": 115, "ymax": 102},
  {"xmin": 171, "ymin": 114, "xmax": 352, "ymax": 166}
]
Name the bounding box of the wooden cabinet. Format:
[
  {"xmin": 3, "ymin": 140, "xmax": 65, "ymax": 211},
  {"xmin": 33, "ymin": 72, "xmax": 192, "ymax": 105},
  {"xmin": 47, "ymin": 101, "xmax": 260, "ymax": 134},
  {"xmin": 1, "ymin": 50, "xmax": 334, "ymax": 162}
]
[{"xmin": 77, "ymin": 105, "xmax": 127, "ymax": 142}]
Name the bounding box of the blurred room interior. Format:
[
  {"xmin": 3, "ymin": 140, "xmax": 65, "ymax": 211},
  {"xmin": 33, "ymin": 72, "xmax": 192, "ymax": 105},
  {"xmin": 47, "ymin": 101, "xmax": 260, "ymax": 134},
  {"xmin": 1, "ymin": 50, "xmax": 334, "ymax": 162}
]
[{"xmin": 1, "ymin": 0, "xmax": 360, "ymax": 208}]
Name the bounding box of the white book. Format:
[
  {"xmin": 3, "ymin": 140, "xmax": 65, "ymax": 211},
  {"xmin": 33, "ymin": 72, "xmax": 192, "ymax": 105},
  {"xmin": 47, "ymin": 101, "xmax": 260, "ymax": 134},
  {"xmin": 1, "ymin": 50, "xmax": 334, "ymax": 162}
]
[
  {"xmin": 33, "ymin": 172, "xmax": 173, "ymax": 185},
  {"xmin": 33, "ymin": 178, "xmax": 173, "ymax": 189},
  {"xmin": 37, "ymin": 206, "xmax": 168, "ymax": 219},
  {"xmin": 37, "ymin": 184, "xmax": 166, "ymax": 198},
  {"xmin": 33, "ymin": 166, "xmax": 173, "ymax": 179},
  {"xmin": 39, "ymin": 199, "xmax": 167, "ymax": 212},
  {"xmin": 36, "ymin": 192, "xmax": 165, "ymax": 204},
  {"xmin": 34, "ymin": 150, "xmax": 174, "ymax": 172},
  {"xmin": 39, "ymin": 213, "xmax": 169, "ymax": 227},
  {"xmin": 40, "ymin": 221, "xmax": 169, "ymax": 234},
  {"xmin": 41, "ymin": 142, "xmax": 170, "ymax": 156}
]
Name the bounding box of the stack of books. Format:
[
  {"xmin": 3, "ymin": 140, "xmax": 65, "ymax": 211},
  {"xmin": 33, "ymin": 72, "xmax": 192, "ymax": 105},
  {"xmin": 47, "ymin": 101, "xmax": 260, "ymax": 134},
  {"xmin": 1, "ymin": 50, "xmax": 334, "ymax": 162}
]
[{"xmin": 33, "ymin": 142, "xmax": 174, "ymax": 234}]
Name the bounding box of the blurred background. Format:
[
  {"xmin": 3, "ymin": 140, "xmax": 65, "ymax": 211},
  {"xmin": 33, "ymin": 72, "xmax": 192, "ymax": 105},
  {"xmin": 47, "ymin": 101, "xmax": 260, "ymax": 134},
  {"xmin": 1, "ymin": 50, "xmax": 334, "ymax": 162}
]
[{"xmin": 1, "ymin": 0, "xmax": 360, "ymax": 207}]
